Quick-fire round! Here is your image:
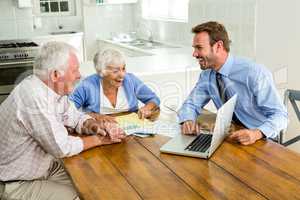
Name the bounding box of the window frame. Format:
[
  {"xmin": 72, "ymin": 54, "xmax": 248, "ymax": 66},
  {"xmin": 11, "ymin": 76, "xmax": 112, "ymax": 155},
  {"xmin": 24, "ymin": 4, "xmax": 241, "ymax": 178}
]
[{"xmin": 33, "ymin": 0, "xmax": 75, "ymax": 16}]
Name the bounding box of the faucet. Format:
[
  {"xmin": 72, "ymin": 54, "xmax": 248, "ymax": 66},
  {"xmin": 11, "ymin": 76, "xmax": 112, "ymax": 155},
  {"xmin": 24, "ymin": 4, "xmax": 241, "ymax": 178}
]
[
  {"xmin": 138, "ymin": 22, "xmax": 153, "ymax": 42},
  {"xmin": 146, "ymin": 28, "xmax": 153, "ymax": 42}
]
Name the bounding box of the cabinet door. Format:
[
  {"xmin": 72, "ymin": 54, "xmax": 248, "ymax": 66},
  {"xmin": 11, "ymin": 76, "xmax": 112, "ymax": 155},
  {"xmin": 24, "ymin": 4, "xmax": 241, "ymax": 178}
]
[
  {"xmin": 18, "ymin": 0, "xmax": 32, "ymax": 8},
  {"xmin": 106, "ymin": 0, "xmax": 137, "ymax": 4},
  {"xmin": 34, "ymin": 35, "xmax": 85, "ymax": 61}
]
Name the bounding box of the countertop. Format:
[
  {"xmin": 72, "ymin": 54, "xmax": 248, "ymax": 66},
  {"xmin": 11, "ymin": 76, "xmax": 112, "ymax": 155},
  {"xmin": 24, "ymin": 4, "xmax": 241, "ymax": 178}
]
[
  {"xmin": 81, "ymin": 39, "xmax": 200, "ymax": 77},
  {"xmin": 33, "ymin": 31, "xmax": 84, "ymax": 40}
]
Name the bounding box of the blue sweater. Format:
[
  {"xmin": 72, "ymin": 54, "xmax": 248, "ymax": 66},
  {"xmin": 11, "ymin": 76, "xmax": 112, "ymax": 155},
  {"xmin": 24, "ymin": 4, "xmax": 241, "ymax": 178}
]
[{"xmin": 69, "ymin": 73, "xmax": 160, "ymax": 113}]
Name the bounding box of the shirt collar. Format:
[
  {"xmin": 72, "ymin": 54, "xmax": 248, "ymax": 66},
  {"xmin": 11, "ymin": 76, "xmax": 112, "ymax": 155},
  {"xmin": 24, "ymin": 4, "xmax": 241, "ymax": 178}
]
[
  {"xmin": 31, "ymin": 75, "xmax": 64, "ymax": 102},
  {"xmin": 217, "ymin": 54, "xmax": 233, "ymax": 77}
]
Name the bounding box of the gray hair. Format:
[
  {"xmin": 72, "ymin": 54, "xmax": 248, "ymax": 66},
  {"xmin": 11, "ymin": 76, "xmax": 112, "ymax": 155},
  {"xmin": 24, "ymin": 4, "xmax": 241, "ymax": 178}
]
[
  {"xmin": 93, "ymin": 48, "xmax": 126, "ymax": 76},
  {"xmin": 33, "ymin": 41, "xmax": 77, "ymax": 80}
]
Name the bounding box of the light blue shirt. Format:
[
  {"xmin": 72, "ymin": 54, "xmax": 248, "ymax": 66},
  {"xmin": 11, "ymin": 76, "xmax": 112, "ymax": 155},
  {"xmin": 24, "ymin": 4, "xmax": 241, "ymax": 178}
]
[
  {"xmin": 178, "ymin": 54, "xmax": 288, "ymax": 138},
  {"xmin": 70, "ymin": 73, "xmax": 160, "ymax": 113}
]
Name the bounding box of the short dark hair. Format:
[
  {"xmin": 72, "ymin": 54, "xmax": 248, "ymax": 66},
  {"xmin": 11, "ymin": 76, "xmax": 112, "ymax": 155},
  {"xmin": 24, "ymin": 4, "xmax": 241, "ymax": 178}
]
[{"xmin": 192, "ymin": 21, "xmax": 231, "ymax": 52}]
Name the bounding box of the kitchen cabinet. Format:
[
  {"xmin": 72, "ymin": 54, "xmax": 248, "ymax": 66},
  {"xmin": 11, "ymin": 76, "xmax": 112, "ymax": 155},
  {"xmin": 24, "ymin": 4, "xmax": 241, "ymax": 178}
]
[
  {"xmin": 18, "ymin": 0, "xmax": 32, "ymax": 8},
  {"xmin": 34, "ymin": 32, "xmax": 85, "ymax": 62}
]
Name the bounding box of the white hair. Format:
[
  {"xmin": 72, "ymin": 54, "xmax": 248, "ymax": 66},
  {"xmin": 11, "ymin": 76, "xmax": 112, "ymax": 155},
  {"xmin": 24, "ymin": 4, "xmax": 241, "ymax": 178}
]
[
  {"xmin": 93, "ymin": 48, "xmax": 126, "ymax": 76},
  {"xmin": 33, "ymin": 41, "xmax": 77, "ymax": 80}
]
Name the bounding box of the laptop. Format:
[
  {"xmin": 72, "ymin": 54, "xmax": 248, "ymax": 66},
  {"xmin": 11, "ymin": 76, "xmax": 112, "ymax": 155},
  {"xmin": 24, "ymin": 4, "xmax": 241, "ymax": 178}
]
[{"xmin": 160, "ymin": 94, "xmax": 237, "ymax": 159}]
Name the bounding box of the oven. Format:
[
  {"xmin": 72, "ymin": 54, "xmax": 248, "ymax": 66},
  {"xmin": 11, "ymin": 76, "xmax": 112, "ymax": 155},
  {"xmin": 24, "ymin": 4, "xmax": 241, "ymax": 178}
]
[
  {"xmin": 0, "ymin": 40, "xmax": 39, "ymax": 104},
  {"xmin": 0, "ymin": 59, "xmax": 34, "ymax": 103}
]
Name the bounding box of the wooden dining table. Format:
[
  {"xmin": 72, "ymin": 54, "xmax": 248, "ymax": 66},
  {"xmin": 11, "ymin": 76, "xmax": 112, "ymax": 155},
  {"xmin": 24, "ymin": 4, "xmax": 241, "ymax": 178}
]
[{"xmin": 63, "ymin": 113, "xmax": 300, "ymax": 200}]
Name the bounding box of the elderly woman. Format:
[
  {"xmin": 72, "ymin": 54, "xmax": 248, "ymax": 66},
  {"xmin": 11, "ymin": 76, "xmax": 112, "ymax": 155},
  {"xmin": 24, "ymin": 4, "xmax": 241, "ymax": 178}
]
[{"xmin": 70, "ymin": 48, "xmax": 160, "ymax": 121}]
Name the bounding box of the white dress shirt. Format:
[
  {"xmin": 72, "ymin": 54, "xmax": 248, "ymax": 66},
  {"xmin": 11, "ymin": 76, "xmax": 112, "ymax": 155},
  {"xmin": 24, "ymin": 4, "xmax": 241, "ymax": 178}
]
[{"xmin": 0, "ymin": 75, "xmax": 91, "ymax": 181}]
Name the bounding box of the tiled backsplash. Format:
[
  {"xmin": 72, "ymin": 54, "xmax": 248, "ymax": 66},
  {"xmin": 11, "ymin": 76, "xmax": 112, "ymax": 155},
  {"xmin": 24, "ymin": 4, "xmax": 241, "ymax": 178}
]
[
  {"xmin": 83, "ymin": 3, "xmax": 136, "ymax": 60},
  {"xmin": 0, "ymin": 0, "xmax": 83, "ymax": 40}
]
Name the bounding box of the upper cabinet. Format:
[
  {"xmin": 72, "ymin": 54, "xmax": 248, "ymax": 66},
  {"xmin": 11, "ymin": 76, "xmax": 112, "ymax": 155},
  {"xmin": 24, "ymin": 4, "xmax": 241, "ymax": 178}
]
[{"xmin": 18, "ymin": 0, "xmax": 32, "ymax": 8}]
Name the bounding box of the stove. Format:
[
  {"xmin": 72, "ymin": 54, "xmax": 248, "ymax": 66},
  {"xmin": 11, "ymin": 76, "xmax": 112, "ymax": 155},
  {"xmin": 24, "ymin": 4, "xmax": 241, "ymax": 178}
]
[
  {"xmin": 0, "ymin": 40, "xmax": 39, "ymax": 104},
  {"xmin": 0, "ymin": 40, "xmax": 39, "ymax": 62}
]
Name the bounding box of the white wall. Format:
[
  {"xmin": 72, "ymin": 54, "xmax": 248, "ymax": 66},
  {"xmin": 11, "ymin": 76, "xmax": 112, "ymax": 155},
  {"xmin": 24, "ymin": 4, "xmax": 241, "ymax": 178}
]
[
  {"xmin": 0, "ymin": 0, "xmax": 82, "ymax": 40},
  {"xmin": 255, "ymin": 0, "xmax": 300, "ymax": 149},
  {"xmin": 255, "ymin": 0, "xmax": 300, "ymax": 91},
  {"xmin": 133, "ymin": 0, "xmax": 257, "ymax": 58},
  {"xmin": 82, "ymin": 3, "xmax": 135, "ymax": 60}
]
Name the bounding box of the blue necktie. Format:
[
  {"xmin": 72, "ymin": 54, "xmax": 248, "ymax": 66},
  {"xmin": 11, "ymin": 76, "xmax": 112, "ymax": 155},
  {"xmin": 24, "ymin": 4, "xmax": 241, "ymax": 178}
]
[{"xmin": 216, "ymin": 72, "xmax": 244, "ymax": 126}]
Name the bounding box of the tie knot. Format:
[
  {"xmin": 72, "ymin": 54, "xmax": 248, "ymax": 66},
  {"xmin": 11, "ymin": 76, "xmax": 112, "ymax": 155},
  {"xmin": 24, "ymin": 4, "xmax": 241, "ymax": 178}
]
[{"xmin": 216, "ymin": 72, "xmax": 222, "ymax": 79}]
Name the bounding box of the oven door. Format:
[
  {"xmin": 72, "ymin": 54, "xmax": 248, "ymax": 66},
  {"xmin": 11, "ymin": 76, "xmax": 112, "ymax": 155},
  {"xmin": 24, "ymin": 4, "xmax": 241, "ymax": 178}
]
[{"xmin": 0, "ymin": 59, "xmax": 34, "ymax": 104}]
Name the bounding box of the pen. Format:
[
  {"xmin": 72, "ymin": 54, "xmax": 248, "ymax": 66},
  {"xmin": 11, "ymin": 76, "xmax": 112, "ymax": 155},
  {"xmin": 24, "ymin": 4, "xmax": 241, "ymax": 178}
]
[
  {"xmin": 164, "ymin": 105, "xmax": 179, "ymax": 116},
  {"xmin": 134, "ymin": 132, "xmax": 156, "ymax": 136}
]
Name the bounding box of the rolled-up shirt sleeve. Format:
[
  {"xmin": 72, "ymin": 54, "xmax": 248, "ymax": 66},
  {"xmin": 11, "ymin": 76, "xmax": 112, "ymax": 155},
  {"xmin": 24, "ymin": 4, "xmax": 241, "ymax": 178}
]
[
  {"xmin": 65, "ymin": 99, "xmax": 94, "ymax": 135},
  {"xmin": 130, "ymin": 73, "xmax": 160, "ymax": 106},
  {"xmin": 252, "ymin": 67, "xmax": 288, "ymax": 138},
  {"xmin": 19, "ymin": 107, "xmax": 84, "ymax": 158}
]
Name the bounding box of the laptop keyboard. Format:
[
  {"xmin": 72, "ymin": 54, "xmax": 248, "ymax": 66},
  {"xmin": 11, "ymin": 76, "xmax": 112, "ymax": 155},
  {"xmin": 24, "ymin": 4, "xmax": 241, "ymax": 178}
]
[{"xmin": 185, "ymin": 134, "xmax": 212, "ymax": 153}]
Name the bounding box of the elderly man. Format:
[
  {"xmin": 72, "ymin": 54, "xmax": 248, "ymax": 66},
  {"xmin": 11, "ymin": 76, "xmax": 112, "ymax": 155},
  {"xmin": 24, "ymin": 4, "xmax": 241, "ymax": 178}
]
[
  {"xmin": 178, "ymin": 21, "xmax": 288, "ymax": 145},
  {"xmin": 0, "ymin": 42, "xmax": 125, "ymax": 200}
]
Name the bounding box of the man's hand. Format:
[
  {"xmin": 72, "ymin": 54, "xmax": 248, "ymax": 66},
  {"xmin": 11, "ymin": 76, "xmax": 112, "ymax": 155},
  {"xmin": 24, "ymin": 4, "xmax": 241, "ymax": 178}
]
[
  {"xmin": 81, "ymin": 134, "xmax": 123, "ymax": 151},
  {"xmin": 98, "ymin": 134, "xmax": 123, "ymax": 145},
  {"xmin": 88, "ymin": 112, "xmax": 116, "ymax": 123},
  {"xmin": 138, "ymin": 103, "xmax": 160, "ymax": 121},
  {"xmin": 83, "ymin": 119, "xmax": 126, "ymax": 140},
  {"xmin": 228, "ymin": 129, "xmax": 264, "ymax": 145},
  {"xmin": 181, "ymin": 120, "xmax": 201, "ymax": 135},
  {"xmin": 82, "ymin": 119, "xmax": 107, "ymax": 136}
]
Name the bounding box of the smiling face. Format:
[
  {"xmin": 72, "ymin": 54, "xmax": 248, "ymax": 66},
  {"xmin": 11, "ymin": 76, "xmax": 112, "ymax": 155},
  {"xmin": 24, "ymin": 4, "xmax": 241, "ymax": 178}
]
[
  {"xmin": 192, "ymin": 32, "xmax": 219, "ymax": 70},
  {"xmin": 102, "ymin": 63, "xmax": 126, "ymax": 88}
]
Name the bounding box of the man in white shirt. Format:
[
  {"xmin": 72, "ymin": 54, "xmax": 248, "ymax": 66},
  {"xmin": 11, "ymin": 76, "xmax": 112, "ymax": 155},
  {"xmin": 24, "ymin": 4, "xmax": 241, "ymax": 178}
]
[{"xmin": 0, "ymin": 42, "xmax": 125, "ymax": 200}]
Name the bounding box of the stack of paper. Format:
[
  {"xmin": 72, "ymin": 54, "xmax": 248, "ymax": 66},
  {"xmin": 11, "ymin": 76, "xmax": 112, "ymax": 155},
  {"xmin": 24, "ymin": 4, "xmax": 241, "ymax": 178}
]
[
  {"xmin": 116, "ymin": 113, "xmax": 181, "ymax": 137},
  {"xmin": 116, "ymin": 113, "xmax": 155, "ymax": 136}
]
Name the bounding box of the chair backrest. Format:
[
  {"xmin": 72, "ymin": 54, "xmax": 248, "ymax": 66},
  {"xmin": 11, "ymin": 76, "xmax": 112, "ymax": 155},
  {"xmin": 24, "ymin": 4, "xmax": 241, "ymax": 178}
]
[
  {"xmin": 278, "ymin": 89, "xmax": 300, "ymax": 146},
  {"xmin": 285, "ymin": 89, "xmax": 300, "ymax": 121}
]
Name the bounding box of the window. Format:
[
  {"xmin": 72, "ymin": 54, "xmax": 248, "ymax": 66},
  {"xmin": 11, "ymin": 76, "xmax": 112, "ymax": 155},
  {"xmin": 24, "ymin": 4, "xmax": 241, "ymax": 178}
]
[
  {"xmin": 35, "ymin": 0, "xmax": 75, "ymax": 16},
  {"xmin": 142, "ymin": 0, "xmax": 189, "ymax": 22}
]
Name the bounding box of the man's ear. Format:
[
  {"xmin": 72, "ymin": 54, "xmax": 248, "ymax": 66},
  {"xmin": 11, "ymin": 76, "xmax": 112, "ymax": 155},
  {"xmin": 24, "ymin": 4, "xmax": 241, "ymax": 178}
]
[
  {"xmin": 215, "ymin": 40, "xmax": 224, "ymax": 52},
  {"xmin": 50, "ymin": 70, "xmax": 61, "ymax": 82}
]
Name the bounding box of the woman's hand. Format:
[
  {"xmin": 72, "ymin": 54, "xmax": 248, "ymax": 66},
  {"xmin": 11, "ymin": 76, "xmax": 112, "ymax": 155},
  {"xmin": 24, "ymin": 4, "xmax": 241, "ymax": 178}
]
[{"xmin": 138, "ymin": 103, "xmax": 160, "ymax": 121}]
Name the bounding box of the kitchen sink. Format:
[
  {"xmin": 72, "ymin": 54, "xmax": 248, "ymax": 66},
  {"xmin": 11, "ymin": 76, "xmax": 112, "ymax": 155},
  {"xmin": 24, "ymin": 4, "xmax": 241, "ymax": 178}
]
[
  {"xmin": 50, "ymin": 31, "xmax": 77, "ymax": 35},
  {"xmin": 121, "ymin": 39, "xmax": 179, "ymax": 50}
]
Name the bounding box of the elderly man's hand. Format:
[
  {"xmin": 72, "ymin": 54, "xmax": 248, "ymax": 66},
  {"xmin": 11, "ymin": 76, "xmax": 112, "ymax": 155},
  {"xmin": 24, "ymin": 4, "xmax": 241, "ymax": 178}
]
[
  {"xmin": 181, "ymin": 120, "xmax": 201, "ymax": 135},
  {"xmin": 82, "ymin": 119, "xmax": 107, "ymax": 136},
  {"xmin": 103, "ymin": 122, "xmax": 126, "ymax": 141},
  {"xmin": 227, "ymin": 129, "xmax": 264, "ymax": 145},
  {"xmin": 97, "ymin": 134, "xmax": 123, "ymax": 145}
]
